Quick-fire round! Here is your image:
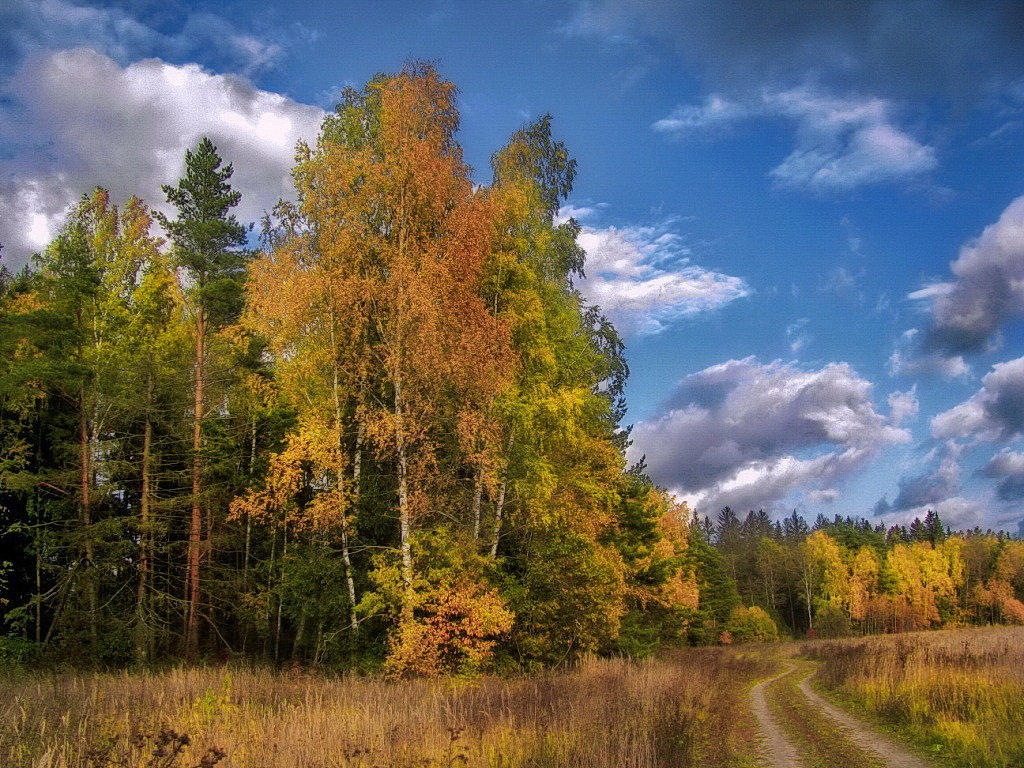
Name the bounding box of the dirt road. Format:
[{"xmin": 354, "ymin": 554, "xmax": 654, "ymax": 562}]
[
  {"xmin": 751, "ymin": 660, "xmax": 933, "ymax": 768},
  {"xmin": 750, "ymin": 662, "xmax": 805, "ymax": 767}
]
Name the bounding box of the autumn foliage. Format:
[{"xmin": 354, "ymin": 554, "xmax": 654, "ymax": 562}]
[{"xmin": 2, "ymin": 64, "xmax": 1023, "ymax": 675}]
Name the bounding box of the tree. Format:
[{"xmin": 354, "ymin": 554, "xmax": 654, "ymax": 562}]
[{"xmin": 161, "ymin": 137, "xmax": 249, "ymax": 655}]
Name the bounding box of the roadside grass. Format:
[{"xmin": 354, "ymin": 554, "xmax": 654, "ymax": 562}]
[
  {"xmin": 765, "ymin": 663, "xmax": 886, "ymax": 768},
  {"xmin": 802, "ymin": 627, "xmax": 1024, "ymax": 768},
  {"xmin": 0, "ymin": 648, "xmax": 770, "ymax": 768}
]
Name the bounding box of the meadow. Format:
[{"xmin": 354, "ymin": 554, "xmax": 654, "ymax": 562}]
[
  {"xmin": 0, "ymin": 649, "xmax": 769, "ymax": 768},
  {"xmin": 804, "ymin": 626, "xmax": 1024, "ymax": 768}
]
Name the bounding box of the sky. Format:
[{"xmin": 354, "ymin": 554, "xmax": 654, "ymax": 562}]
[{"xmin": 2, "ymin": 0, "xmax": 1024, "ymax": 533}]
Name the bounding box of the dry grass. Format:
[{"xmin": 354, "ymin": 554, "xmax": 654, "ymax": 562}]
[
  {"xmin": 0, "ymin": 648, "xmax": 770, "ymax": 768},
  {"xmin": 802, "ymin": 626, "xmax": 1024, "ymax": 768}
]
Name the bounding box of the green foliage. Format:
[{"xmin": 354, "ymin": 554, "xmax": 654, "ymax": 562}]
[
  {"xmin": 814, "ymin": 600, "xmax": 853, "ymax": 638},
  {"xmin": 160, "ymin": 137, "xmax": 249, "ymax": 324},
  {"xmin": 6, "ymin": 65, "xmax": 1018, "ymax": 676},
  {"xmin": 725, "ymin": 605, "xmax": 779, "ymax": 643}
]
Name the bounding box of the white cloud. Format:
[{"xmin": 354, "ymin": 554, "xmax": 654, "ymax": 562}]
[
  {"xmin": 888, "ymin": 385, "xmax": 920, "ymax": 426},
  {"xmin": 630, "ymin": 357, "xmax": 909, "ymax": 513},
  {"xmin": 565, "ymin": 210, "xmax": 750, "ymax": 336},
  {"xmin": 0, "ymin": 48, "xmax": 325, "ymax": 265},
  {"xmin": 766, "ymin": 87, "xmax": 936, "ymax": 191},
  {"xmin": 932, "ymin": 356, "xmax": 1024, "ymax": 441},
  {"xmin": 0, "ymin": 0, "xmax": 292, "ymax": 76},
  {"xmin": 888, "ymin": 329, "xmax": 970, "ymax": 379},
  {"xmin": 983, "ymin": 448, "xmax": 1024, "ymax": 477},
  {"xmin": 786, "ymin": 318, "xmax": 811, "ymax": 354},
  {"xmin": 916, "ymin": 195, "xmax": 1024, "ymax": 357},
  {"xmin": 892, "ymin": 439, "xmax": 962, "ymax": 510},
  {"xmin": 652, "ymin": 94, "xmax": 750, "ymax": 134},
  {"xmin": 982, "ymin": 449, "xmax": 1024, "ymax": 502},
  {"xmin": 653, "ymin": 86, "xmax": 936, "ymax": 192}
]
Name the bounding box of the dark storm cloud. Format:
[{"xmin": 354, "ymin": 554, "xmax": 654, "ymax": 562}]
[{"xmin": 567, "ymin": 0, "xmax": 1024, "ymax": 101}]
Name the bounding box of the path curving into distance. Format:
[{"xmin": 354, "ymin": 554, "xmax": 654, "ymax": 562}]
[
  {"xmin": 750, "ymin": 659, "xmax": 934, "ymax": 768},
  {"xmin": 750, "ymin": 661, "xmax": 805, "ymax": 767},
  {"xmin": 795, "ymin": 670, "xmax": 931, "ymax": 768}
]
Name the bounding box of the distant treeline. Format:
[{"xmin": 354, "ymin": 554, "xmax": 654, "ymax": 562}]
[
  {"xmin": 0, "ymin": 65, "xmax": 1021, "ymax": 674},
  {"xmin": 688, "ymin": 506, "xmax": 1024, "ymax": 642}
]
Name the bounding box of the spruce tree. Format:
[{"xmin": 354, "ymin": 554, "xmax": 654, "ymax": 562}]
[{"xmin": 161, "ymin": 137, "xmax": 248, "ymax": 655}]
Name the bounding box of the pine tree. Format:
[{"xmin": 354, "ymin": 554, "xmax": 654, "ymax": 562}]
[{"xmin": 161, "ymin": 137, "xmax": 249, "ymax": 655}]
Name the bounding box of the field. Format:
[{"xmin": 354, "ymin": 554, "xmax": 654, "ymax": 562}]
[
  {"xmin": 5, "ymin": 627, "xmax": 1023, "ymax": 768},
  {"xmin": 803, "ymin": 626, "xmax": 1024, "ymax": 768},
  {"xmin": 0, "ymin": 649, "xmax": 770, "ymax": 768}
]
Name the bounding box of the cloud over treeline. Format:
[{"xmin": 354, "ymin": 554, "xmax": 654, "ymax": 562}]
[
  {"xmin": 563, "ymin": 209, "xmax": 750, "ymax": 335},
  {"xmin": 630, "ymin": 357, "xmax": 909, "ymax": 514},
  {"xmin": 0, "ymin": 48, "xmax": 324, "ymax": 266}
]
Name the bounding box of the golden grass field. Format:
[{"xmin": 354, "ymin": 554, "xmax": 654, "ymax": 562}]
[
  {"xmin": 803, "ymin": 626, "xmax": 1024, "ymax": 768},
  {"xmin": 0, "ymin": 649, "xmax": 769, "ymax": 768},
  {"xmin": 4, "ymin": 627, "xmax": 1022, "ymax": 768}
]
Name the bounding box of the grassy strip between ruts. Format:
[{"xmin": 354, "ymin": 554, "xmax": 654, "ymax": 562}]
[{"xmin": 765, "ymin": 663, "xmax": 887, "ymax": 768}]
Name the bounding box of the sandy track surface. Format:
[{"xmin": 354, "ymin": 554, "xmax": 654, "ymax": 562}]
[{"xmin": 750, "ymin": 662, "xmax": 805, "ymax": 767}]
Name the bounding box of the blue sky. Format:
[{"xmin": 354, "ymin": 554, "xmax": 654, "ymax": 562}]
[{"xmin": 2, "ymin": 0, "xmax": 1024, "ymax": 532}]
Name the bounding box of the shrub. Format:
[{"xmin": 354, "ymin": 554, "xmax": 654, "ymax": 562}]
[
  {"xmin": 814, "ymin": 601, "xmax": 852, "ymax": 638},
  {"xmin": 726, "ymin": 606, "xmax": 778, "ymax": 643}
]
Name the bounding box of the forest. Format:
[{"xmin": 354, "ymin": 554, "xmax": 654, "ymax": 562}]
[{"xmin": 1, "ymin": 64, "xmax": 1022, "ymax": 675}]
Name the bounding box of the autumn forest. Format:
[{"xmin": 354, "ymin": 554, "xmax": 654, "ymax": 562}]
[{"xmin": 1, "ymin": 65, "xmax": 1023, "ymax": 678}]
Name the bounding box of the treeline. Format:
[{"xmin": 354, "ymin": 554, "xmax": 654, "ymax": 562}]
[
  {"xmin": 2, "ymin": 66, "xmax": 1022, "ymax": 675},
  {"xmin": 692, "ymin": 507, "xmax": 1024, "ymax": 641},
  {"xmin": 0, "ymin": 65, "xmax": 700, "ymax": 673}
]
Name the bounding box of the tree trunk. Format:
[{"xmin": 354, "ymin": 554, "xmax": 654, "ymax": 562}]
[
  {"xmin": 472, "ymin": 468, "xmax": 483, "ymax": 540},
  {"xmin": 186, "ymin": 308, "xmax": 206, "ymax": 656},
  {"xmin": 135, "ymin": 373, "xmax": 154, "ymax": 663},
  {"xmin": 79, "ymin": 384, "xmax": 98, "ymax": 648},
  {"xmin": 803, "ymin": 563, "xmax": 814, "ymax": 630},
  {"xmin": 490, "ymin": 435, "xmax": 513, "ymax": 558},
  {"xmin": 330, "ymin": 316, "xmax": 359, "ymax": 634},
  {"xmin": 274, "ymin": 525, "xmax": 287, "ymax": 661},
  {"xmin": 394, "ymin": 372, "xmax": 413, "ymax": 618},
  {"xmin": 342, "ymin": 420, "xmax": 361, "ymax": 633},
  {"xmin": 291, "ymin": 605, "xmax": 308, "ymax": 661}
]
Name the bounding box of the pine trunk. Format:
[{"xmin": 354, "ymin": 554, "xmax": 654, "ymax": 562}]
[{"xmin": 186, "ymin": 308, "xmax": 206, "ymax": 655}]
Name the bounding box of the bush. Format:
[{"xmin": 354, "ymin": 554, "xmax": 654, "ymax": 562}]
[
  {"xmin": 725, "ymin": 606, "xmax": 778, "ymax": 643},
  {"xmin": 814, "ymin": 601, "xmax": 852, "ymax": 638},
  {"xmin": 0, "ymin": 636, "xmax": 40, "ymax": 669}
]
